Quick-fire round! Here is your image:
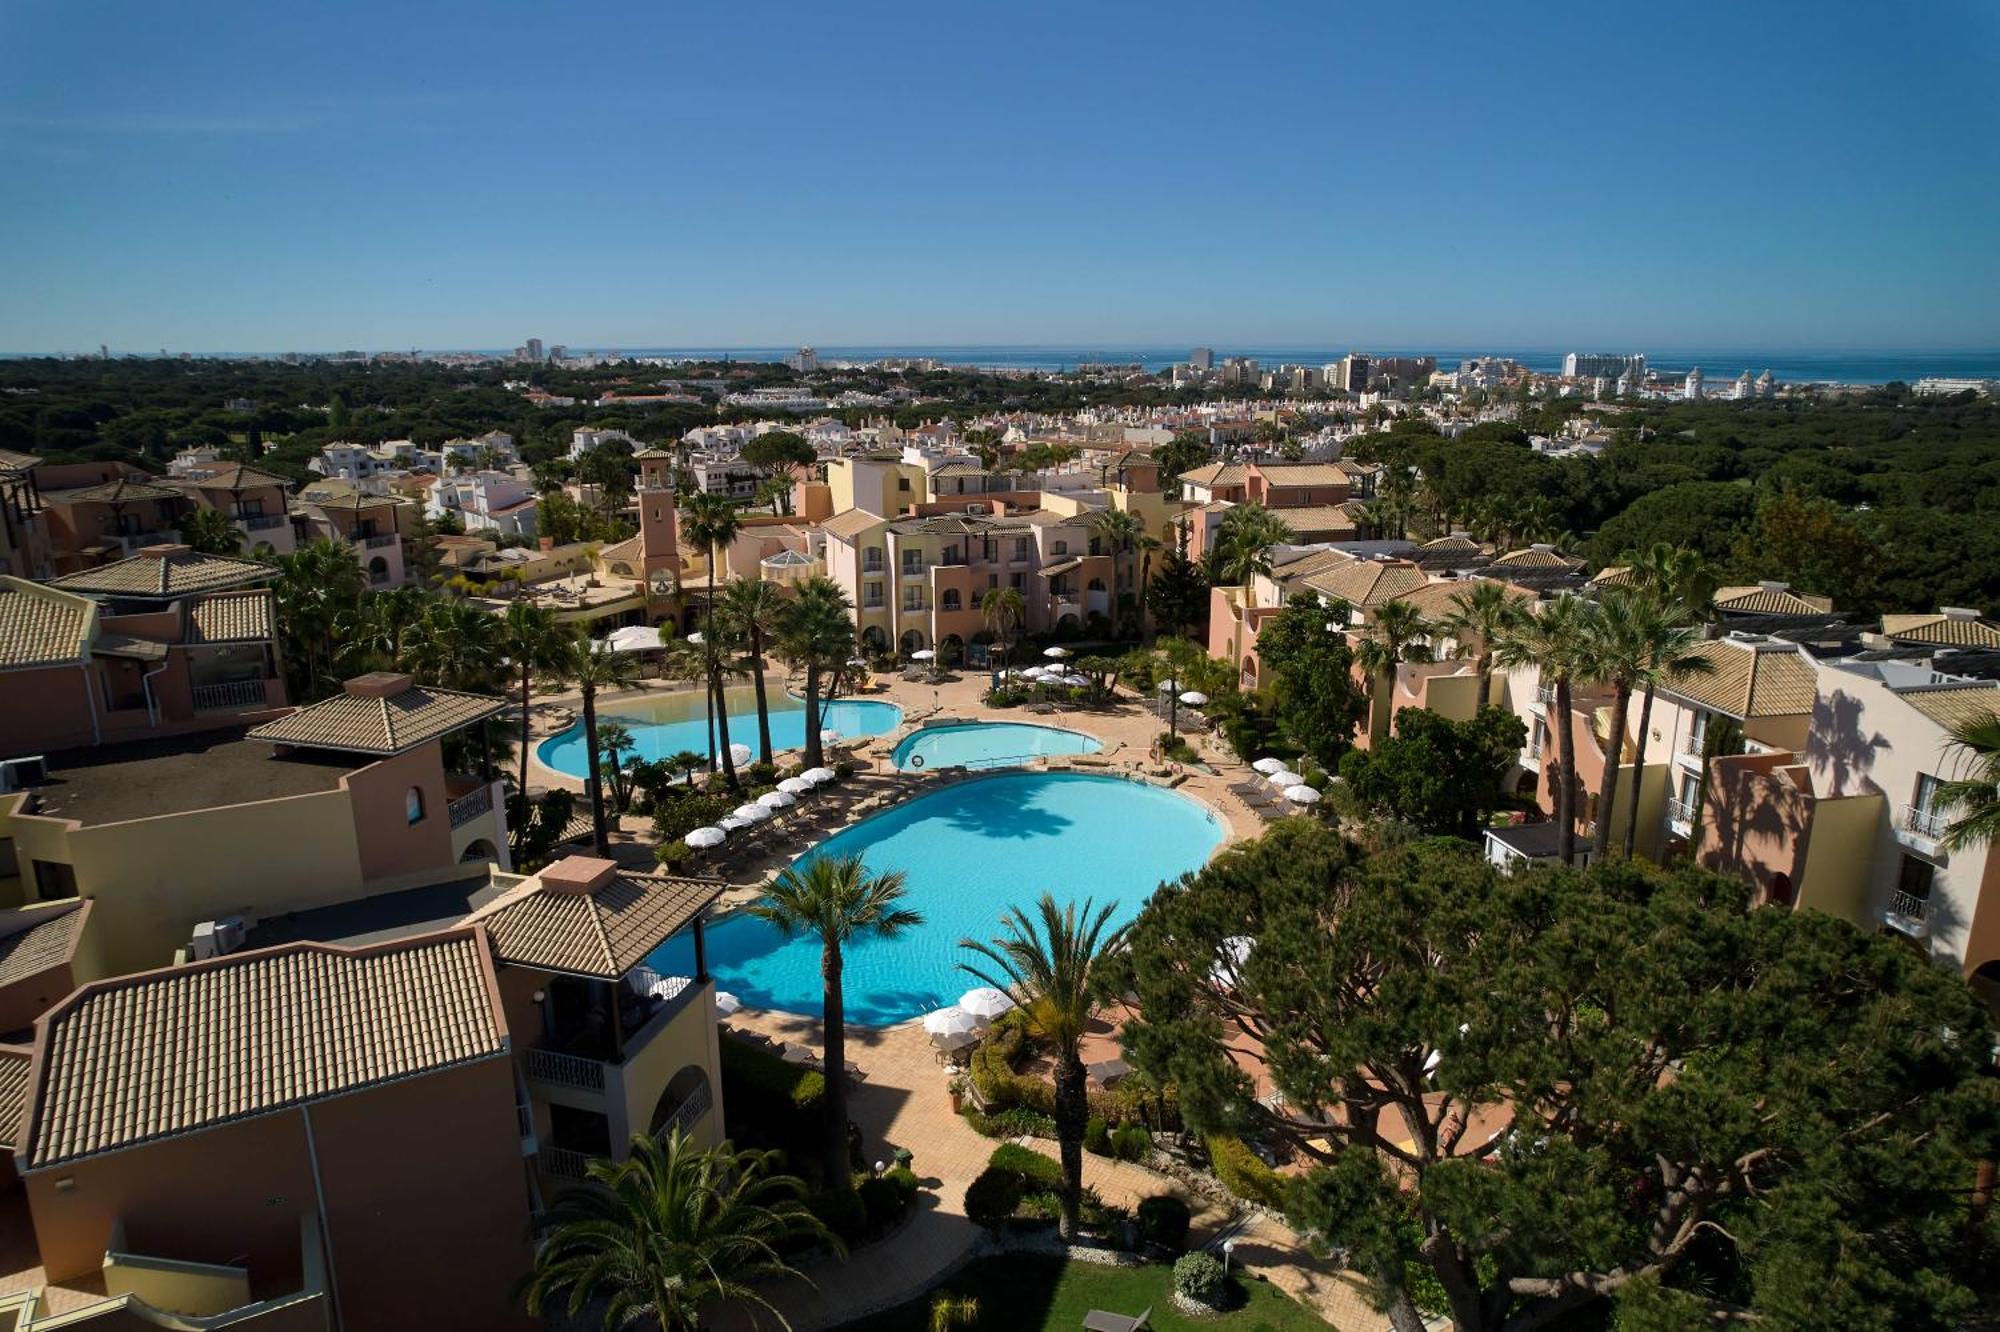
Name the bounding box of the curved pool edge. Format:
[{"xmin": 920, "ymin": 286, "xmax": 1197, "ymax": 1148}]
[
  {"xmin": 887, "ymin": 718, "xmax": 1109, "ymax": 771},
  {"xmin": 532, "ymin": 685, "xmax": 904, "ymax": 783}
]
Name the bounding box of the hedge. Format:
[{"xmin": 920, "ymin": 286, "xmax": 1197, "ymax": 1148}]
[
  {"xmin": 964, "ymin": 1167, "xmax": 1025, "ymax": 1229},
  {"xmin": 1206, "ymin": 1134, "xmax": 1288, "ymax": 1210},
  {"xmin": 1137, "ymin": 1194, "xmax": 1191, "ymax": 1250},
  {"xmin": 720, "ymin": 1035, "xmax": 826, "ymax": 1148},
  {"xmin": 988, "ymin": 1142, "xmax": 1065, "ymax": 1191}
]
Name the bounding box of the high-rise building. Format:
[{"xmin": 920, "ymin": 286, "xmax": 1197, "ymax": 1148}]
[
  {"xmin": 1684, "ymin": 367, "xmax": 1705, "ymax": 401},
  {"xmin": 1189, "ymin": 347, "xmax": 1215, "ymax": 371},
  {"xmin": 1734, "ymin": 370, "xmax": 1755, "ymax": 400},
  {"xmin": 1338, "ymin": 354, "xmax": 1371, "ymax": 393},
  {"xmin": 523, "ymin": 338, "xmax": 544, "ymax": 363},
  {"xmin": 789, "ymin": 346, "xmax": 819, "ymax": 373},
  {"xmin": 1220, "ymin": 357, "xmax": 1259, "ymax": 385},
  {"xmin": 1563, "ymin": 352, "xmax": 1646, "ymax": 379},
  {"xmin": 1756, "ymin": 370, "xmax": 1776, "ymax": 398}
]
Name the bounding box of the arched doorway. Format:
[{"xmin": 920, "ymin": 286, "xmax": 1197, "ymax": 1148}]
[
  {"xmin": 1240, "ymin": 655, "xmax": 1259, "ymax": 689},
  {"xmin": 938, "ymin": 634, "xmax": 964, "ymax": 668},
  {"xmin": 1766, "ymin": 871, "xmax": 1794, "ymax": 908},
  {"xmin": 368, "ymin": 556, "xmax": 390, "ymax": 586},
  {"xmin": 861, "ymin": 625, "xmax": 889, "ymax": 653},
  {"xmin": 460, "ymin": 838, "xmax": 497, "ymax": 863},
  {"xmin": 649, "ymin": 1064, "xmax": 714, "ymax": 1141},
  {"xmin": 899, "ymin": 628, "xmax": 926, "ymax": 655}
]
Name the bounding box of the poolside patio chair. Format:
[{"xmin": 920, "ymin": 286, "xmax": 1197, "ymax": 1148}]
[{"xmin": 1082, "ymin": 1306, "xmax": 1151, "ymax": 1332}]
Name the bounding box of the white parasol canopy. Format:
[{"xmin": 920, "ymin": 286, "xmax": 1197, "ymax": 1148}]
[
  {"xmin": 1251, "ymin": 757, "xmax": 1287, "ymax": 774},
  {"xmin": 801, "ymin": 766, "xmax": 837, "ymax": 784},
  {"xmin": 911, "ymin": 649, "xmax": 935, "ymax": 661},
  {"xmin": 606, "ymin": 624, "xmax": 665, "ymax": 653},
  {"xmin": 718, "ymin": 815, "xmax": 750, "ymax": 832},
  {"xmin": 1178, "ymin": 690, "xmax": 1209, "ymax": 706},
  {"xmin": 958, "ymin": 987, "xmax": 1016, "ymax": 1023},
  {"xmin": 729, "ymin": 742, "xmax": 754, "ymax": 765},
  {"xmin": 714, "ymin": 991, "xmax": 742, "ymax": 1018},
  {"xmin": 732, "ymin": 802, "xmax": 772, "ymax": 823},
  {"xmin": 922, "ymin": 1006, "xmax": 981, "ymax": 1051},
  {"xmin": 778, "ymin": 777, "xmax": 812, "ymax": 795},
  {"xmin": 683, "ymin": 826, "xmax": 726, "ymax": 849},
  {"xmin": 1283, "ymin": 784, "xmax": 1322, "ymax": 805},
  {"xmin": 758, "ymin": 789, "xmax": 796, "ymax": 809},
  {"xmin": 1043, "ymin": 645, "xmax": 1071, "ymax": 659}
]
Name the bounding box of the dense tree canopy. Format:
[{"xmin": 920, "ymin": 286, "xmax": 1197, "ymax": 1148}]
[
  {"xmin": 1115, "ymin": 825, "xmax": 2000, "ymax": 1332},
  {"xmin": 1253, "ymin": 591, "xmax": 1366, "ymax": 772},
  {"xmin": 1338, "ymin": 705, "xmax": 1526, "ymax": 837}
]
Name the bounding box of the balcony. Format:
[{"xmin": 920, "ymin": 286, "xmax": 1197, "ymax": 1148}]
[
  {"xmin": 525, "ymin": 970, "xmax": 709, "ymax": 1099},
  {"xmin": 900, "ymin": 563, "xmax": 927, "ymax": 580},
  {"xmin": 1535, "ymin": 683, "xmax": 1558, "ymax": 706},
  {"xmin": 1898, "ymin": 803, "xmax": 1948, "ymax": 843},
  {"xmin": 192, "ymin": 679, "xmax": 268, "ymax": 711},
  {"xmin": 1666, "ymin": 796, "xmax": 1696, "ymax": 829},
  {"xmin": 1884, "ymin": 889, "xmax": 1930, "ymax": 938},
  {"xmin": 524, "ymin": 1047, "xmax": 608, "ymax": 1093},
  {"xmin": 238, "ymin": 512, "xmax": 287, "ymax": 532},
  {"xmin": 117, "ymin": 529, "xmax": 179, "ymax": 554},
  {"xmin": 539, "ymin": 1146, "xmax": 594, "ymax": 1181},
  {"xmin": 448, "ymin": 782, "xmax": 495, "ymax": 828},
  {"xmin": 655, "ymin": 1078, "xmax": 713, "ymax": 1141},
  {"xmin": 360, "ymin": 531, "xmax": 399, "ymax": 549}
]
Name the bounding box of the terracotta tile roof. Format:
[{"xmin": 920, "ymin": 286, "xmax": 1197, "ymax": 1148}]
[
  {"xmin": 0, "ymin": 1047, "xmax": 27, "ymax": 1150},
  {"xmin": 185, "ymin": 590, "xmax": 273, "ymax": 644},
  {"xmin": 1491, "ymin": 546, "xmax": 1585, "ymax": 572},
  {"xmin": 1714, "ymin": 584, "xmax": 1834, "ymax": 616},
  {"xmin": 1418, "ymin": 534, "xmax": 1483, "ymax": 556},
  {"xmin": 1273, "ymin": 504, "xmax": 1363, "ymax": 536},
  {"xmin": 595, "ymin": 535, "xmax": 643, "ymax": 565},
  {"xmin": 820, "ymin": 509, "xmax": 888, "ymax": 542},
  {"xmin": 176, "ymin": 463, "xmax": 292, "ymax": 491},
  {"xmin": 248, "ymin": 682, "xmax": 506, "ymax": 755},
  {"xmin": 305, "ymin": 492, "xmax": 404, "ymax": 513},
  {"xmin": 0, "ymin": 904, "xmax": 87, "ymax": 990},
  {"xmin": 1336, "ymin": 460, "xmax": 1384, "ymax": 477},
  {"xmin": 0, "ymin": 577, "xmax": 94, "ymax": 670},
  {"xmin": 1178, "ymin": 463, "xmax": 1245, "ymax": 489},
  {"xmin": 1307, "ymin": 559, "xmax": 1431, "ymax": 608},
  {"xmin": 1588, "ymin": 566, "xmax": 1637, "ymax": 588},
  {"xmin": 40, "ymin": 477, "xmax": 182, "ymax": 506},
  {"xmin": 469, "ymin": 869, "xmax": 723, "ymax": 979},
  {"xmin": 1252, "ymin": 462, "xmax": 1351, "ymax": 487},
  {"xmin": 23, "ymin": 931, "xmax": 505, "ymax": 1169},
  {"xmin": 632, "ymin": 448, "xmax": 676, "ymax": 460},
  {"xmin": 1898, "ymin": 685, "xmax": 2000, "ymax": 733},
  {"xmin": 1881, "ymin": 613, "xmax": 2000, "ymax": 649},
  {"xmin": 1666, "ymin": 639, "xmax": 1818, "ymax": 719},
  {"xmin": 1393, "ymin": 577, "xmax": 1534, "ymax": 619},
  {"xmin": 0, "ymin": 448, "xmax": 40, "ymax": 472},
  {"xmin": 49, "ymin": 549, "xmax": 273, "ymax": 600}
]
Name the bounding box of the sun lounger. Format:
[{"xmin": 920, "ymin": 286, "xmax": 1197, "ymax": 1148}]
[{"xmin": 1082, "ymin": 1307, "xmax": 1151, "ymax": 1332}]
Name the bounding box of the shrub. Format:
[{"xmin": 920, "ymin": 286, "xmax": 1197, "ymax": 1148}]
[
  {"xmin": 1084, "ymin": 1116, "xmax": 1111, "ymax": 1156},
  {"xmin": 720, "ymin": 1035, "xmax": 826, "ymax": 1150},
  {"xmin": 857, "ymin": 1167, "xmax": 920, "ymax": 1238},
  {"xmin": 1137, "ymin": 1194, "xmax": 1192, "ymax": 1250},
  {"xmin": 746, "ymin": 760, "xmax": 779, "ymax": 787},
  {"xmin": 962, "ymin": 1105, "xmax": 1057, "ymax": 1139},
  {"xmin": 985, "ymin": 686, "xmax": 1028, "ymax": 708},
  {"xmin": 988, "ymin": 1143, "xmax": 1064, "ymax": 1190},
  {"xmin": 1109, "ymin": 1124, "xmax": 1153, "ymax": 1162},
  {"xmin": 964, "ymin": 1167, "xmax": 1025, "ymax": 1229},
  {"xmin": 807, "ymin": 1187, "xmax": 867, "ymax": 1246},
  {"xmin": 1206, "ymin": 1134, "xmax": 1288, "ymax": 1210},
  {"xmin": 967, "ymin": 1027, "xmax": 1055, "ymax": 1117},
  {"xmin": 653, "ymin": 841, "xmax": 693, "ymax": 869},
  {"xmin": 1174, "ymin": 1251, "xmax": 1227, "ymax": 1304}
]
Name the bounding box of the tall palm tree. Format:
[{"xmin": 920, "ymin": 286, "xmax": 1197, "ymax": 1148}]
[
  {"xmin": 552, "ymin": 633, "xmax": 640, "ymax": 856},
  {"xmin": 179, "ymin": 506, "xmax": 244, "ymax": 555},
  {"xmin": 959, "ymin": 895, "xmax": 1127, "ymax": 1242},
  {"xmin": 1623, "ymin": 541, "xmax": 1718, "ymax": 626},
  {"xmin": 1614, "ymin": 600, "xmax": 1716, "ymax": 858},
  {"xmin": 1938, "ymin": 715, "xmax": 2000, "ymax": 852},
  {"xmin": 776, "ymin": 576, "xmax": 858, "ymax": 771},
  {"xmin": 1089, "ymin": 508, "xmax": 1144, "ymax": 640},
  {"xmin": 1133, "ymin": 530, "xmax": 1162, "ymax": 641},
  {"xmin": 1439, "ymin": 581, "xmax": 1518, "ymax": 707},
  {"xmin": 749, "ymin": 854, "xmax": 922, "ymax": 1188},
  {"xmin": 1615, "ymin": 546, "xmax": 1719, "ymax": 857},
  {"xmin": 720, "ymin": 578, "xmax": 788, "ymax": 763},
  {"xmin": 980, "ymin": 586, "xmax": 1025, "ymax": 682},
  {"xmin": 267, "ymin": 539, "xmax": 366, "ymax": 699},
  {"xmin": 497, "ymin": 602, "xmax": 566, "ymax": 850},
  {"xmin": 1353, "ymin": 598, "xmax": 1433, "ymax": 736},
  {"xmin": 1209, "ymin": 503, "xmax": 1294, "ymax": 586},
  {"xmin": 1495, "ymin": 594, "xmax": 1591, "ymax": 866},
  {"xmin": 1578, "ymin": 592, "xmax": 1645, "ymax": 862},
  {"xmin": 677, "ymin": 491, "xmax": 744, "ymax": 785},
  {"xmin": 524, "ymin": 1129, "xmax": 837, "ymax": 1332},
  {"xmin": 405, "ymin": 597, "xmax": 502, "ymax": 693}
]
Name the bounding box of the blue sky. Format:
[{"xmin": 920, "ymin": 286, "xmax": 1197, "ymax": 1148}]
[{"xmin": 2, "ymin": 1, "xmax": 1996, "ymax": 352}]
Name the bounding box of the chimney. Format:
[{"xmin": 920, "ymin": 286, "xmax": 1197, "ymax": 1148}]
[
  {"xmin": 1530, "ymin": 543, "xmax": 1554, "ymax": 553},
  {"xmin": 539, "ymin": 855, "xmax": 619, "ymax": 896},
  {"xmin": 1942, "ymin": 607, "xmax": 1979, "ymax": 621},
  {"xmin": 343, "ymin": 671, "xmax": 412, "ymax": 698},
  {"xmin": 1759, "ymin": 580, "xmax": 1790, "ymax": 593}
]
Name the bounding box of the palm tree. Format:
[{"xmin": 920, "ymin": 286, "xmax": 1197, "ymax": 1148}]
[
  {"xmin": 1133, "ymin": 530, "xmax": 1162, "ymax": 641},
  {"xmin": 1209, "ymin": 503, "xmax": 1295, "ymax": 586},
  {"xmin": 720, "ymin": 578, "xmax": 789, "ymax": 764},
  {"xmin": 552, "ymin": 633, "xmax": 639, "ymax": 856},
  {"xmin": 1495, "ymin": 594, "xmax": 1590, "ymax": 866},
  {"xmin": 1353, "ymin": 598, "xmax": 1433, "ymax": 736},
  {"xmin": 405, "ymin": 597, "xmax": 502, "ymax": 693},
  {"xmin": 1938, "ymin": 716, "xmax": 2000, "ymax": 852},
  {"xmin": 959, "ymin": 894, "xmax": 1127, "ymax": 1241},
  {"xmin": 776, "ymin": 576, "xmax": 858, "ymax": 771},
  {"xmin": 1623, "ymin": 542, "xmax": 1718, "ymax": 626},
  {"xmin": 267, "ymin": 539, "xmax": 367, "ymax": 699},
  {"xmin": 980, "ymin": 586, "xmax": 1025, "ymax": 681},
  {"xmin": 677, "ymin": 491, "xmax": 744, "ymax": 785},
  {"xmin": 1612, "ymin": 596, "xmax": 1714, "ymax": 858},
  {"xmin": 524, "ymin": 1129, "xmax": 837, "ymax": 1332},
  {"xmin": 1439, "ymin": 581, "xmax": 1518, "ymax": 707},
  {"xmin": 497, "ymin": 602, "xmax": 566, "ymax": 849},
  {"xmin": 1089, "ymin": 508, "xmax": 1144, "ymax": 641},
  {"xmin": 179, "ymin": 506, "xmax": 244, "ymax": 555},
  {"xmin": 749, "ymin": 854, "xmax": 922, "ymax": 1188}
]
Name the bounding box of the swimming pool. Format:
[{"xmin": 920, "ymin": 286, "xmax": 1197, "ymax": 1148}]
[
  {"xmin": 892, "ymin": 721, "xmax": 1104, "ymax": 770},
  {"xmin": 536, "ymin": 685, "xmax": 902, "ymax": 778},
  {"xmin": 648, "ymin": 771, "xmax": 1225, "ymax": 1024}
]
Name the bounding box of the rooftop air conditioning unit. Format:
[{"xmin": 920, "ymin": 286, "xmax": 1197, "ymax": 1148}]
[
  {"xmin": 0, "ymin": 756, "xmax": 49, "ymax": 794},
  {"xmin": 190, "ymin": 916, "xmax": 249, "ymax": 960}
]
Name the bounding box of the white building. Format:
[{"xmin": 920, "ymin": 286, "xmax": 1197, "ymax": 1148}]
[
  {"xmin": 788, "ymin": 346, "xmax": 820, "ymax": 374},
  {"xmin": 429, "ymin": 471, "xmax": 539, "ymax": 536},
  {"xmin": 1684, "ymin": 367, "xmax": 1705, "ymax": 401},
  {"xmin": 569, "ymin": 427, "xmax": 640, "ymax": 460},
  {"xmin": 1734, "ymin": 371, "xmax": 1755, "ymax": 400}
]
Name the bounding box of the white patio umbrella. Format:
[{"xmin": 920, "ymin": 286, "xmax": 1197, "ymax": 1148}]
[
  {"xmin": 1155, "ymin": 678, "xmax": 1181, "ymax": 694},
  {"xmin": 758, "ymin": 789, "xmax": 797, "ymax": 809},
  {"xmin": 1043, "ymin": 645, "xmax": 1070, "ymax": 659},
  {"xmin": 801, "ymin": 766, "xmax": 837, "ymax": 784},
  {"xmin": 1018, "ymin": 665, "xmax": 1047, "ymax": 679},
  {"xmin": 1267, "ymin": 769, "xmax": 1305, "ymax": 789},
  {"xmin": 1062, "ymin": 673, "xmax": 1091, "ymax": 687},
  {"xmin": 778, "ymin": 777, "xmax": 812, "ymax": 795},
  {"xmin": 686, "ymin": 630, "xmax": 704, "ymax": 645},
  {"xmin": 958, "ymin": 986, "xmax": 1016, "ymax": 1024},
  {"xmin": 1251, "ymin": 757, "xmax": 1287, "ymax": 774},
  {"xmin": 1178, "ymin": 690, "xmax": 1209, "ymax": 707},
  {"xmin": 714, "ymin": 991, "xmax": 742, "ymax": 1018},
  {"xmin": 911, "ymin": 649, "xmax": 935, "ymax": 661},
  {"xmin": 718, "ymin": 815, "xmax": 750, "ymax": 832},
  {"xmin": 1210, "ymin": 935, "xmax": 1254, "ymax": 987},
  {"xmin": 606, "ymin": 624, "xmax": 665, "ymax": 652},
  {"xmin": 1283, "ymin": 784, "xmax": 1323, "ymax": 805},
  {"xmin": 732, "ymin": 802, "xmax": 772, "ymax": 823},
  {"xmin": 683, "ymin": 826, "xmax": 726, "ymax": 849},
  {"xmin": 923, "ymin": 1006, "xmax": 981, "ymax": 1051},
  {"xmin": 820, "ymin": 729, "xmax": 841, "ymax": 745},
  {"xmin": 848, "ymin": 656, "xmax": 870, "ymax": 667},
  {"xmin": 729, "ymin": 742, "xmax": 754, "ymax": 766}
]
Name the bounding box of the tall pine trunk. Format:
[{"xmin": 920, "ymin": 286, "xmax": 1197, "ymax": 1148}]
[
  {"xmin": 582, "ymin": 685, "xmax": 609, "ymax": 857},
  {"xmin": 803, "ymin": 663, "xmax": 824, "ymax": 770},
  {"xmin": 706, "ymin": 546, "xmax": 739, "ymax": 791},
  {"xmin": 514, "ymin": 663, "xmax": 532, "ymax": 852},
  {"xmin": 1554, "ymin": 677, "xmax": 1577, "ymax": 867},
  {"xmin": 749, "ymin": 625, "xmax": 773, "ymax": 762},
  {"xmin": 1592, "ymin": 682, "xmax": 1632, "ymax": 861},
  {"xmin": 1622, "ymin": 684, "xmax": 1659, "ymax": 858},
  {"xmin": 821, "ymin": 944, "xmax": 850, "ymax": 1190}
]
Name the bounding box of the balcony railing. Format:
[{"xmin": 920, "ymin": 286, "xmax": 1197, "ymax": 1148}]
[
  {"xmin": 1899, "ymin": 803, "xmax": 1948, "ymax": 841},
  {"xmin": 448, "ymin": 783, "xmax": 494, "ymax": 828},
  {"xmin": 192, "ymin": 679, "xmax": 267, "ymax": 711},
  {"xmin": 361, "ymin": 532, "xmax": 399, "ymax": 549},
  {"xmin": 1535, "ymin": 683, "xmax": 1558, "ymax": 706},
  {"xmin": 654, "ymin": 1081, "xmax": 714, "ymax": 1142},
  {"xmin": 539, "ymin": 1147, "xmax": 594, "ymax": 1182},
  {"xmin": 524, "ymin": 1047, "xmax": 607, "ymax": 1093},
  {"xmin": 1666, "ymin": 796, "xmax": 1696, "ymax": 828},
  {"xmin": 1889, "ymin": 889, "xmax": 1930, "ymax": 923},
  {"xmin": 118, "ymin": 529, "xmax": 178, "ymax": 553},
  {"xmin": 238, "ymin": 513, "xmax": 287, "ymax": 531}
]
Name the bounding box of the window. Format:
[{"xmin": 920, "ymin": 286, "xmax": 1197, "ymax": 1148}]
[
  {"xmin": 33, "ymin": 860, "xmax": 76, "ymax": 902},
  {"xmin": 1686, "ymin": 711, "xmax": 1709, "ymax": 755},
  {"xmin": 901, "ymin": 550, "xmax": 923, "ymax": 576},
  {"xmin": 896, "ymin": 477, "xmax": 911, "ymax": 492},
  {"xmin": 1010, "ymin": 572, "xmax": 1024, "ymax": 590},
  {"xmin": 1089, "ymin": 537, "xmax": 1102, "ymax": 556},
  {"xmin": 1912, "ymin": 773, "xmax": 1942, "ymax": 817},
  {"xmin": 863, "ymin": 548, "xmax": 884, "ymax": 573},
  {"xmin": 406, "ymin": 786, "xmax": 426, "ymax": 825},
  {"xmin": 982, "ymin": 539, "xmax": 997, "ymax": 563},
  {"xmin": 942, "ymin": 545, "xmax": 960, "ymax": 565},
  {"xmin": 941, "ymin": 589, "xmax": 962, "ymax": 611},
  {"xmin": 987, "ymin": 574, "xmax": 998, "ymax": 589},
  {"xmin": 1052, "ymin": 540, "xmax": 1068, "ymax": 556},
  {"xmin": 1011, "ymin": 537, "xmax": 1029, "ymax": 562},
  {"xmin": 902, "ymin": 587, "xmax": 925, "ymax": 612},
  {"xmin": 864, "ymin": 581, "xmax": 884, "ymax": 608}
]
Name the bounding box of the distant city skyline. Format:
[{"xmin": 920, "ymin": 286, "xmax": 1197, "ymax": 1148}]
[{"xmin": 1, "ymin": 1, "xmax": 1996, "ymax": 351}]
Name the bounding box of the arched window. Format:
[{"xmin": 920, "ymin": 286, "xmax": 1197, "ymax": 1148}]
[
  {"xmin": 1087, "ymin": 577, "xmax": 1106, "ymax": 592},
  {"xmin": 1767, "ymin": 872, "xmax": 1794, "ymax": 907},
  {"xmin": 405, "ymin": 787, "xmax": 426, "ymax": 825},
  {"xmin": 940, "ymin": 589, "xmax": 962, "ymax": 611}
]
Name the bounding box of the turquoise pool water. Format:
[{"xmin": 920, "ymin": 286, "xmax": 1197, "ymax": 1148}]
[
  {"xmin": 648, "ymin": 771, "xmax": 1225, "ymax": 1024},
  {"xmin": 892, "ymin": 721, "xmax": 1103, "ymax": 770},
  {"xmin": 536, "ymin": 687, "xmax": 902, "ymax": 777}
]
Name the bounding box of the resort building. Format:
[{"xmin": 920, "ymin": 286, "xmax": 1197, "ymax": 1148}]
[
  {"xmin": 35, "ymin": 470, "xmax": 189, "ymax": 576},
  {"xmin": 2, "ymin": 549, "xmax": 286, "ymax": 756},
  {"xmin": 295, "ymin": 486, "xmax": 414, "ymax": 586},
  {"xmin": 0, "ymin": 448, "xmax": 51, "ymax": 581},
  {"xmin": 0, "ymin": 671, "xmax": 510, "ymax": 975},
  {"xmin": 429, "ymin": 470, "xmax": 539, "ymax": 538},
  {"xmin": 165, "ymin": 461, "xmax": 298, "ymax": 556}
]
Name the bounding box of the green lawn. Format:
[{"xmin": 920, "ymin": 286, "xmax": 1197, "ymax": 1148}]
[{"xmin": 834, "ymin": 1252, "xmax": 1332, "ymax": 1331}]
